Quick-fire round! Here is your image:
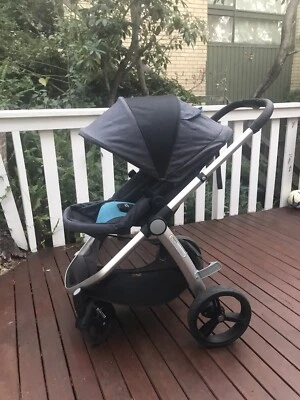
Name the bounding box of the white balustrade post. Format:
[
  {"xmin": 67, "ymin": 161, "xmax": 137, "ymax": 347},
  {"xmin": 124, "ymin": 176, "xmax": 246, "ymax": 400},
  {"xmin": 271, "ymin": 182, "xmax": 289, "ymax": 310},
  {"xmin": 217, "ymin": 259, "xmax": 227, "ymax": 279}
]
[
  {"xmin": 248, "ymin": 130, "xmax": 261, "ymax": 213},
  {"xmin": 280, "ymin": 118, "xmax": 298, "ymax": 207},
  {"xmin": 11, "ymin": 131, "xmax": 37, "ymax": 252},
  {"xmin": 230, "ymin": 121, "xmax": 243, "ymax": 216},
  {"xmin": 101, "ymin": 149, "xmax": 115, "ymax": 200},
  {"xmin": 264, "ymin": 119, "xmax": 280, "ymax": 210},
  {"xmin": 70, "ymin": 129, "xmax": 89, "ymax": 204},
  {"xmin": 0, "ymin": 153, "xmax": 28, "ymax": 250},
  {"xmin": 195, "ymin": 182, "xmax": 206, "ymax": 222},
  {"xmin": 39, "ymin": 130, "xmax": 65, "ymax": 247}
]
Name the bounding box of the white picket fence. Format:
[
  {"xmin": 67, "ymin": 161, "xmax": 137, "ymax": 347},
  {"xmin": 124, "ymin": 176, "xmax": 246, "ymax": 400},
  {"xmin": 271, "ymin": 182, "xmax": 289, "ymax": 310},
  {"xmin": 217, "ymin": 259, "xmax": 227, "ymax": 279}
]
[{"xmin": 0, "ymin": 103, "xmax": 299, "ymax": 252}]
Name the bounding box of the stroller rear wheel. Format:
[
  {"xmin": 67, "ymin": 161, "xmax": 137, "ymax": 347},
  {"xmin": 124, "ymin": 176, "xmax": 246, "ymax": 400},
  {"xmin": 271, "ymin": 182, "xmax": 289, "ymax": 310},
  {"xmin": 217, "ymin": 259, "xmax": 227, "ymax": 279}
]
[
  {"xmin": 188, "ymin": 286, "xmax": 251, "ymax": 348},
  {"xmin": 85, "ymin": 302, "xmax": 115, "ymax": 345},
  {"xmin": 73, "ymin": 290, "xmax": 115, "ymax": 344}
]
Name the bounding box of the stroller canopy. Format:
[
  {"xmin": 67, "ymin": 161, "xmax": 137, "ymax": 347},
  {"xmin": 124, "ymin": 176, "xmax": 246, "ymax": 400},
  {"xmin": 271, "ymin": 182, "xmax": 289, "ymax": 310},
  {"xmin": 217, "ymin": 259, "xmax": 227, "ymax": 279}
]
[{"xmin": 80, "ymin": 95, "xmax": 232, "ymax": 183}]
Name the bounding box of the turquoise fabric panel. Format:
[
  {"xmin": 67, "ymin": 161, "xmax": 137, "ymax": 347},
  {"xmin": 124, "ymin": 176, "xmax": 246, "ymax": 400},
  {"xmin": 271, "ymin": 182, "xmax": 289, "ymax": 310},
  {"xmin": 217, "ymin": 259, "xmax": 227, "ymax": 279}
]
[{"xmin": 96, "ymin": 202, "xmax": 134, "ymax": 223}]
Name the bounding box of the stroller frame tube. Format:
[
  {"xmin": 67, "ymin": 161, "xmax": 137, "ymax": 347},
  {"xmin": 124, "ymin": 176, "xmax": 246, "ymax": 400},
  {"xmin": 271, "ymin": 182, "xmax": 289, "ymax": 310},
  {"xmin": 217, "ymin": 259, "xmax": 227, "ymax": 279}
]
[
  {"xmin": 65, "ymin": 127, "xmax": 254, "ymax": 294},
  {"xmin": 158, "ymin": 227, "xmax": 206, "ymax": 293}
]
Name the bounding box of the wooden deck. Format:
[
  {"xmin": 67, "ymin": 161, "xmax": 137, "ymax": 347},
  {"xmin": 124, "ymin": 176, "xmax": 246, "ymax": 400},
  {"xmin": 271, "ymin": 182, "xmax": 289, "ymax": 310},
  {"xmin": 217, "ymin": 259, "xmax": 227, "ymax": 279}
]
[{"xmin": 1, "ymin": 207, "xmax": 300, "ymax": 400}]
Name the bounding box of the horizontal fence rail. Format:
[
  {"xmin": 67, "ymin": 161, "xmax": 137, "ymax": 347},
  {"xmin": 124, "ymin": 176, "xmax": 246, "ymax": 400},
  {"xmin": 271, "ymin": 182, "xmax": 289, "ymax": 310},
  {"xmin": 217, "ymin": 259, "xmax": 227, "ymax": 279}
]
[{"xmin": 0, "ymin": 103, "xmax": 299, "ymax": 252}]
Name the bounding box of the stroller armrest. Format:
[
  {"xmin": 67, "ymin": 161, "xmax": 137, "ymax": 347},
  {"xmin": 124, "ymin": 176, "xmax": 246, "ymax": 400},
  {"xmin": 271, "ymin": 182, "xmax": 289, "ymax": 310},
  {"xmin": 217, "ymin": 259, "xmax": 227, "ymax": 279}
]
[{"xmin": 211, "ymin": 99, "xmax": 274, "ymax": 133}]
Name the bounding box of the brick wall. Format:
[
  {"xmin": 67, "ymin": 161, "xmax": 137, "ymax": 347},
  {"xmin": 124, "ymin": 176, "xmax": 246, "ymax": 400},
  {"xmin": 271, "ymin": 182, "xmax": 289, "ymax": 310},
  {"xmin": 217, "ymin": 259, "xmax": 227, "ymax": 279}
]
[
  {"xmin": 79, "ymin": 0, "xmax": 208, "ymax": 97},
  {"xmin": 165, "ymin": 0, "xmax": 208, "ymax": 96},
  {"xmin": 291, "ymin": 6, "xmax": 300, "ymax": 91}
]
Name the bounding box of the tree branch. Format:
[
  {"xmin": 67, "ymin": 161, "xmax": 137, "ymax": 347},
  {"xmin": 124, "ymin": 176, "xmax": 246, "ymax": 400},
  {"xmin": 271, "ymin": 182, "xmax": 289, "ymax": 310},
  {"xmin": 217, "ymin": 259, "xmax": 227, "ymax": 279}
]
[
  {"xmin": 107, "ymin": 0, "xmax": 149, "ymax": 105},
  {"xmin": 136, "ymin": 59, "xmax": 149, "ymax": 95},
  {"xmin": 131, "ymin": 0, "xmax": 149, "ymax": 95},
  {"xmin": 253, "ymin": 0, "xmax": 300, "ymax": 98},
  {"xmin": 0, "ymin": 133, "xmax": 7, "ymax": 168},
  {"xmin": 287, "ymin": 49, "xmax": 300, "ymax": 56}
]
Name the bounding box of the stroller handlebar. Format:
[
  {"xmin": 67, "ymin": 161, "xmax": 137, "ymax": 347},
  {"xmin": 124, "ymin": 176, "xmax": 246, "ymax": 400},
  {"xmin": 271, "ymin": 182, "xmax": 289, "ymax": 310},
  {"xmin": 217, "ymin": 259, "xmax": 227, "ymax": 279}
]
[{"xmin": 211, "ymin": 98, "xmax": 274, "ymax": 133}]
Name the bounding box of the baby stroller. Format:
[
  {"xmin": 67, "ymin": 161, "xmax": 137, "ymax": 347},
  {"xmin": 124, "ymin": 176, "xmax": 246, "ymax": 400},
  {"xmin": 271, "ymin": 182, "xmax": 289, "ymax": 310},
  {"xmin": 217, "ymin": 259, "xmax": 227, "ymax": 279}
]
[{"xmin": 64, "ymin": 95, "xmax": 273, "ymax": 347}]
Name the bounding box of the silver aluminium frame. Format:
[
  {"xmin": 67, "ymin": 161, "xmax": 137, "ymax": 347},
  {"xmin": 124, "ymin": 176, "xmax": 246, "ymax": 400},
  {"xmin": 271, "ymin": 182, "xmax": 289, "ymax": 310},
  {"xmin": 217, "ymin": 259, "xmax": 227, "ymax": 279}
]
[{"xmin": 65, "ymin": 127, "xmax": 254, "ymax": 295}]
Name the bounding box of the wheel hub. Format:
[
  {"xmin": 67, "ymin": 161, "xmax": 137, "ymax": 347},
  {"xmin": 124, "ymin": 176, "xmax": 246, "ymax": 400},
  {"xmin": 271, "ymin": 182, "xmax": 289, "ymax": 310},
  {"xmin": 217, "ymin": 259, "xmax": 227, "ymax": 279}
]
[{"xmin": 217, "ymin": 314, "xmax": 225, "ymax": 322}]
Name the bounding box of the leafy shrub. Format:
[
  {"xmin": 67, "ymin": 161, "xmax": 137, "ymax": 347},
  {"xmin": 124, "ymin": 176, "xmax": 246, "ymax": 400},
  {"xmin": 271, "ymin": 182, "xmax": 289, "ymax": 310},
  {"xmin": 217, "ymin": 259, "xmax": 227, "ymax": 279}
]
[{"xmin": 285, "ymin": 90, "xmax": 300, "ymax": 102}]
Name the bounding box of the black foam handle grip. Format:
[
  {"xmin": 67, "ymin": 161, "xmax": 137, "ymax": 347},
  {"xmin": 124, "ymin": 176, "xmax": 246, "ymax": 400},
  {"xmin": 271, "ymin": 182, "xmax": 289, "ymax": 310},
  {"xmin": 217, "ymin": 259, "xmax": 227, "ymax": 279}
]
[{"xmin": 211, "ymin": 99, "xmax": 274, "ymax": 133}]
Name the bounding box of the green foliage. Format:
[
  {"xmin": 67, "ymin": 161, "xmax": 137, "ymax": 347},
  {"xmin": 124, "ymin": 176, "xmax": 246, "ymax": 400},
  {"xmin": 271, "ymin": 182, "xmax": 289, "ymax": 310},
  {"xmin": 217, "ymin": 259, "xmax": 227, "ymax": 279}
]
[
  {"xmin": 117, "ymin": 71, "xmax": 200, "ymax": 102},
  {"xmin": 0, "ymin": 0, "xmax": 206, "ymax": 109},
  {"xmin": 286, "ymin": 90, "xmax": 300, "ymax": 102},
  {"xmin": 0, "ymin": 0, "xmax": 206, "ymax": 246}
]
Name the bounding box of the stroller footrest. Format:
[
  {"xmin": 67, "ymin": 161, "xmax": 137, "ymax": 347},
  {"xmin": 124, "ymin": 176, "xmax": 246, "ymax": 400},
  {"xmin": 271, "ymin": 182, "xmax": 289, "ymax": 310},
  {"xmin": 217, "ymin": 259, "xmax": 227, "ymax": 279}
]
[{"xmin": 196, "ymin": 262, "xmax": 222, "ymax": 279}]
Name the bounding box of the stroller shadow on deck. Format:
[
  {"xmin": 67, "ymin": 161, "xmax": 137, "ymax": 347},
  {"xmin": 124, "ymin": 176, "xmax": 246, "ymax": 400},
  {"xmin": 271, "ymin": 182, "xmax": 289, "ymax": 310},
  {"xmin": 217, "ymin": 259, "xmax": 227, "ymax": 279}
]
[{"xmin": 1, "ymin": 208, "xmax": 300, "ymax": 400}]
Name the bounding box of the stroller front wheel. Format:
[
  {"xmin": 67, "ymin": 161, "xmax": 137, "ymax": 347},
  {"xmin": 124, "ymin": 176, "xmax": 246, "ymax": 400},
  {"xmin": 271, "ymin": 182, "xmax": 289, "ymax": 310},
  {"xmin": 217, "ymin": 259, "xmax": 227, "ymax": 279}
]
[{"xmin": 188, "ymin": 286, "xmax": 251, "ymax": 348}]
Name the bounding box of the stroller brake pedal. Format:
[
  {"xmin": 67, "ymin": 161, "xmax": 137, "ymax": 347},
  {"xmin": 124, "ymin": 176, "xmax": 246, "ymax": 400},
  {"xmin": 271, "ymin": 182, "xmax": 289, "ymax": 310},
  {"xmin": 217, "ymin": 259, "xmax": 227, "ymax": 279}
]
[{"xmin": 196, "ymin": 261, "xmax": 221, "ymax": 279}]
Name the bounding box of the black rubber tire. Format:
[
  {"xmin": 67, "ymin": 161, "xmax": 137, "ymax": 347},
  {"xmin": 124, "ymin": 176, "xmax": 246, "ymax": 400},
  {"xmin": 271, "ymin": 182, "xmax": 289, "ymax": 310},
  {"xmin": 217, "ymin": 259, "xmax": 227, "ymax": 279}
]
[
  {"xmin": 87, "ymin": 302, "xmax": 116, "ymax": 345},
  {"xmin": 73, "ymin": 290, "xmax": 89, "ymax": 318},
  {"xmin": 73, "ymin": 291, "xmax": 116, "ymax": 344},
  {"xmin": 177, "ymin": 235, "xmax": 201, "ymax": 254},
  {"xmin": 178, "ymin": 236, "xmax": 204, "ymax": 270},
  {"xmin": 188, "ymin": 286, "xmax": 251, "ymax": 348}
]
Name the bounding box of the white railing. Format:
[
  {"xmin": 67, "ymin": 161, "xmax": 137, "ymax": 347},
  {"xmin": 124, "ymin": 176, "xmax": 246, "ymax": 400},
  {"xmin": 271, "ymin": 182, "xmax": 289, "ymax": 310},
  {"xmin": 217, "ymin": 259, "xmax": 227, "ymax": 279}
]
[{"xmin": 0, "ymin": 103, "xmax": 299, "ymax": 252}]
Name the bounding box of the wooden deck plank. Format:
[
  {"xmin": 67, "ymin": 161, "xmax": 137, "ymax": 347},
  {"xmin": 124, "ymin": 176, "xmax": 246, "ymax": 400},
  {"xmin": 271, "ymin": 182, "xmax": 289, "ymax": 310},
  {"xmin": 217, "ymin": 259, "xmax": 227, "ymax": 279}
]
[
  {"xmin": 27, "ymin": 253, "xmax": 75, "ymax": 400},
  {"xmin": 176, "ymin": 224, "xmax": 300, "ymax": 331},
  {"xmin": 88, "ymin": 341, "xmax": 133, "ymax": 400},
  {"xmin": 173, "ymin": 293, "xmax": 300, "ymax": 400},
  {"xmin": 129, "ymin": 239, "xmax": 271, "ymax": 400},
  {"xmin": 15, "ymin": 261, "xmax": 48, "ymax": 400},
  {"xmin": 205, "ymin": 218, "xmax": 300, "ymax": 293},
  {"xmin": 250, "ymin": 209, "xmax": 300, "ymax": 240},
  {"xmin": 0, "ymin": 272, "xmax": 19, "ymax": 400},
  {"xmin": 133, "ymin": 306, "xmax": 244, "ymax": 400},
  {"xmin": 113, "ymin": 226, "xmax": 300, "ymax": 398},
  {"xmin": 110, "ymin": 240, "xmax": 247, "ymax": 400},
  {"xmin": 104, "ymin": 239, "xmax": 215, "ymax": 400},
  {"xmin": 64, "ymin": 246, "xmax": 161, "ymax": 400},
  {"xmin": 210, "ymin": 269, "xmax": 300, "ymax": 369},
  {"xmin": 53, "ymin": 247, "xmax": 135, "ymax": 400},
  {"xmin": 116, "ymin": 307, "xmax": 193, "ymax": 400},
  {"xmin": 266, "ymin": 207, "xmax": 300, "ymax": 225},
  {"xmin": 195, "ymin": 218, "xmax": 300, "ymax": 301},
  {"xmin": 2, "ymin": 208, "xmax": 300, "ymax": 400},
  {"xmin": 108, "ymin": 321, "xmax": 160, "ymax": 400},
  {"xmin": 40, "ymin": 249, "xmax": 105, "ymax": 400},
  {"xmin": 176, "ymin": 225, "xmax": 300, "ymax": 368},
  {"xmin": 186, "ymin": 218, "xmax": 300, "ymax": 281},
  {"xmin": 234, "ymin": 212, "xmax": 300, "ymax": 255},
  {"xmin": 154, "ymin": 302, "xmax": 272, "ymax": 400},
  {"xmin": 169, "ymin": 294, "xmax": 287, "ymax": 400},
  {"xmin": 217, "ymin": 215, "xmax": 300, "ymax": 269},
  {"xmin": 180, "ymin": 290, "xmax": 300, "ymax": 398},
  {"xmin": 246, "ymin": 211, "xmax": 300, "ymax": 242}
]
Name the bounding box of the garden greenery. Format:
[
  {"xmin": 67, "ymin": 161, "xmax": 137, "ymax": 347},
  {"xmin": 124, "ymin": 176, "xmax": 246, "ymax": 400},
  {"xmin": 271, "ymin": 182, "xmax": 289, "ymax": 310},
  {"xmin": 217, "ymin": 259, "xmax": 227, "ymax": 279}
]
[
  {"xmin": 0, "ymin": 0, "xmax": 204, "ymax": 245},
  {"xmin": 0, "ymin": 0, "xmax": 265, "ymax": 247}
]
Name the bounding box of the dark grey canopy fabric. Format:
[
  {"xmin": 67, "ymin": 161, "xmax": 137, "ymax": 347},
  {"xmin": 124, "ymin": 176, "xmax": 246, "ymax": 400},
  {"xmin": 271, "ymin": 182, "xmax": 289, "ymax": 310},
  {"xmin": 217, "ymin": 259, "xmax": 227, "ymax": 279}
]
[{"xmin": 80, "ymin": 95, "xmax": 233, "ymax": 182}]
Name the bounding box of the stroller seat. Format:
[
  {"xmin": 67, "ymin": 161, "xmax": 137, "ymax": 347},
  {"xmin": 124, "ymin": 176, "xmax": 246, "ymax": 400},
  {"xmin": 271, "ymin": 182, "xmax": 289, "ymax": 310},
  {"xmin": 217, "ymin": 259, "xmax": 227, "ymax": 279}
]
[
  {"xmin": 64, "ymin": 95, "xmax": 233, "ymax": 238},
  {"xmin": 63, "ymin": 197, "xmax": 150, "ymax": 236}
]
